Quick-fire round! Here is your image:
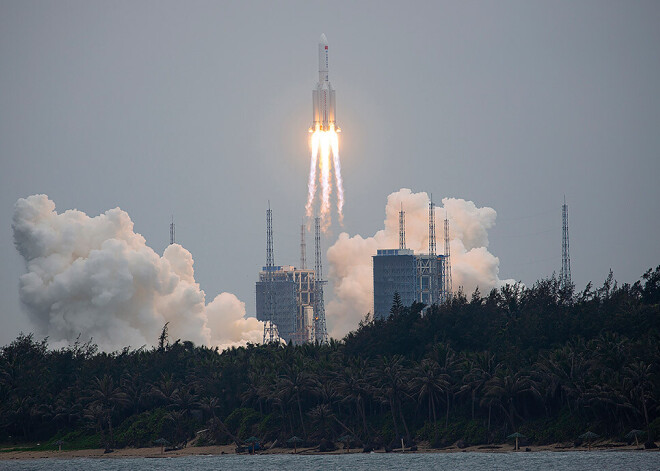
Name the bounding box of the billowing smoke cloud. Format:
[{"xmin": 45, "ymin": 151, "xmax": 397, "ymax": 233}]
[
  {"xmin": 326, "ymin": 188, "xmax": 515, "ymax": 337},
  {"xmin": 12, "ymin": 195, "xmax": 263, "ymax": 352}
]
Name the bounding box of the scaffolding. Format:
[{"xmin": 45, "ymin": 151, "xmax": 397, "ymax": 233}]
[
  {"xmin": 257, "ymin": 265, "xmax": 315, "ymax": 344},
  {"xmin": 262, "ymin": 203, "xmax": 280, "ymax": 344},
  {"xmin": 372, "ymin": 195, "xmax": 447, "ymax": 318},
  {"xmin": 560, "ymin": 197, "xmax": 571, "ymax": 289},
  {"xmin": 442, "ymin": 214, "xmax": 452, "ymax": 302},
  {"xmin": 313, "ymin": 217, "xmax": 328, "ymax": 343}
]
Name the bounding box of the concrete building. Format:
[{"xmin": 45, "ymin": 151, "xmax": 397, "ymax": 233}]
[
  {"xmin": 372, "ymin": 250, "xmax": 445, "ymax": 320},
  {"xmin": 256, "ymin": 265, "xmax": 317, "ymax": 344}
]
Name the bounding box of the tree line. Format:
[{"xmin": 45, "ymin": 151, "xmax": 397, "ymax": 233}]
[{"xmin": 1, "ymin": 266, "xmax": 659, "ymax": 450}]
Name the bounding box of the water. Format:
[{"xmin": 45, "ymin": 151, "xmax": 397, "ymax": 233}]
[{"xmin": 1, "ymin": 452, "xmax": 658, "ymax": 471}]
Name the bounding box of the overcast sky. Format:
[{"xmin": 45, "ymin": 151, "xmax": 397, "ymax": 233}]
[{"xmin": 1, "ymin": 1, "xmax": 659, "ymax": 347}]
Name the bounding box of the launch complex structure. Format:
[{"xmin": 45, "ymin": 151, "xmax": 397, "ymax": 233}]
[
  {"xmin": 256, "ymin": 206, "xmax": 328, "ymax": 345},
  {"xmin": 372, "ymin": 200, "xmax": 452, "ymax": 320}
]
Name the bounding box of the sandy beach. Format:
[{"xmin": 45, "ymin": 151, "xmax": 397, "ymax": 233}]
[{"xmin": 1, "ymin": 441, "xmax": 655, "ymax": 460}]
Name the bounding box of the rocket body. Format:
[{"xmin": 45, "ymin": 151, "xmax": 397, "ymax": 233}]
[{"xmin": 312, "ymin": 34, "xmax": 337, "ymax": 132}]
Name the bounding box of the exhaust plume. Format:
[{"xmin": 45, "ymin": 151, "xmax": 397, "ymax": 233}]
[
  {"xmin": 306, "ymin": 126, "xmax": 344, "ymax": 230},
  {"xmin": 326, "ymin": 189, "xmax": 515, "ymax": 337},
  {"xmin": 12, "ymin": 195, "xmax": 263, "ymax": 352}
]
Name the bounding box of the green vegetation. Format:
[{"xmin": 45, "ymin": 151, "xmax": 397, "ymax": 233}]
[{"xmin": 1, "ymin": 266, "xmax": 659, "ymax": 450}]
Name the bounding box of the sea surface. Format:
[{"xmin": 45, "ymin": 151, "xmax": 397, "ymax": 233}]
[{"xmin": 1, "ymin": 452, "xmax": 659, "ymax": 471}]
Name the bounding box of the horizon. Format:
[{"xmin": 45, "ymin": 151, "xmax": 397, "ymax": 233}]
[{"xmin": 2, "ymin": 1, "xmax": 659, "ymax": 348}]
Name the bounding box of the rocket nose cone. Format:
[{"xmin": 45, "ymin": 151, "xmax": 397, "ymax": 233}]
[{"xmin": 319, "ymin": 33, "xmax": 328, "ymax": 45}]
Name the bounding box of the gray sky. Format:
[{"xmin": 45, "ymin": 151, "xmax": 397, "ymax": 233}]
[{"xmin": 1, "ymin": 1, "xmax": 659, "ymax": 346}]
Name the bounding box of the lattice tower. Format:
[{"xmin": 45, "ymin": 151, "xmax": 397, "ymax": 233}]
[
  {"xmin": 399, "ymin": 204, "xmax": 406, "ymax": 250},
  {"xmin": 314, "ymin": 217, "xmax": 328, "ymax": 343},
  {"xmin": 444, "ymin": 215, "xmax": 452, "ymax": 299},
  {"xmin": 169, "ymin": 216, "xmax": 175, "ymax": 245},
  {"xmin": 428, "ymin": 198, "xmax": 439, "ymax": 304},
  {"xmin": 561, "ymin": 197, "xmax": 571, "ymax": 289},
  {"xmin": 428, "ymin": 198, "xmax": 436, "ymax": 256},
  {"xmin": 300, "ymin": 222, "xmax": 306, "ymax": 270},
  {"xmin": 263, "ymin": 203, "xmax": 279, "ymax": 344}
]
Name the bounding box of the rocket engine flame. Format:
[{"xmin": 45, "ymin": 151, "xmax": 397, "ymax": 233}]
[
  {"xmin": 305, "ymin": 129, "xmax": 320, "ymax": 218},
  {"xmin": 330, "ymin": 125, "xmax": 344, "ymax": 224},
  {"xmin": 306, "ymin": 126, "xmax": 343, "ymax": 229}
]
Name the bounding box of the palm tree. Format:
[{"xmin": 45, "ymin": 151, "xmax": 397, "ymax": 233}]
[
  {"xmin": 623, "ymin": 361, "xmax": 654, "ymax": 439},
  {"xmin": 170, "ymin": 386, "xmax": 200, "ymax": 415},
  {"xmin": 53, "ymin": 390, "xmax": 82, "ymax": 428},
  {"xmin": 461, "ymin": 351, "xmax": 500, "ymax": 420},
  {"xmin": 370, "ymin": 355, "xmax": 410, "ymax": 442},
  {"xmin": 410, "ymin": 358, "xmax": 448, "ymax": 429},
  {"xmin": 264, "ymin": 377, "xmax": 291, "ymax": 437},
  {"xmin": 200, "ymin": 396, "xmax": 220, "ymax": 421},
  {"xmin": 121, "ymin": 373, "xmax": 146, "ymax": 415},
  {"xmin": 482, "ymin": 370, "xmax": 541, "ymax": 431},
  {"xmin": 333, "ymin": 363, "xmax": 370, "ymax": 436},
  {"xmin": 428, "ymin": 344, "xmax": 459, "ymax": 428},
  {"xmin": 200, "ymin": 396, "xmax": 241, "ymax": 445},
  {"xmin": 537, "ymin": 345, "xmax": 586, "ymax": 414},
  {"xmin": 241, "ymin": 370, "xmax": 266, "ymax": 415},
  {"xmin": 307, "ymin": 403, "xmax": 357, "ymax": 440},
  {"xmin": 150, "ymin": 373, "xmax": 179, "ymax": 407},
  {"xmin": 277, "ymin": 362, "xmax": 316, "ymax": 437},
  {"xmin": 86, "ymin": 375, "xmax": 129, "ymax": 450},
  {"xmin": 164, "ymin": 410, "xmax": 187, "ymax": 445},
  {"xmin": 307, "ymin": 403, "xmax": 334, "ymax": 439}
]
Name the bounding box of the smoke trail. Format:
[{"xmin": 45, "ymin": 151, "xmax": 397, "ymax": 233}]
[
  {"xmin": 325, "ymin": 189, "xmax": 516, "ymax": 338},
  {"xmin": 330, "ymin": 129, "xmax": 344, "ymax": 224},
  {"xmin": 305, "ymin": 128, "xmax": 344, "ymax": 231},
  {"xmin": 12, "ymin": 194, "xmax": 263, "ymax": 352},
  {"xmin": 305, "ymin": 130, "xmax": 320, "ymax": 219},
  {"xmin": 319, "ymin": 131, "xmax": 332, "ymax": 229}
]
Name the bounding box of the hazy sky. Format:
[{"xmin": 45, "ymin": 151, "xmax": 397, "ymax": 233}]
[{"xmin": 2, "ymin": 1, "xmax": 659, "ymax": 347}]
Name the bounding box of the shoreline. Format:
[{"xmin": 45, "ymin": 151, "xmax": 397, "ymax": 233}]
[{"xmin": 1, "ymin": 442, "xmax": 656, "ymax": 460}]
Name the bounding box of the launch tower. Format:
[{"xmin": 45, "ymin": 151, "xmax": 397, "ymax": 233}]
[{"xmin": 560, "ymin": 197, "xmax": 571, "ymax": 289}]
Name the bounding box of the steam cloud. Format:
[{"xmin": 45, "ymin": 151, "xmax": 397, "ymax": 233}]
[
  {"xmin": 326, "ymin": 189, "xmax": 515, "ymax": 337},
  {"xmin": 12, "ymin": 195, "xmax": 263, "ymax": 352}
]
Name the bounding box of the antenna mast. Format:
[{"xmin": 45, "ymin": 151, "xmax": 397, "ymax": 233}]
[
  {"xmin": 428, "ymin": 197, "xmax": 438, "ymax": 304},
  {"xmin": 263, "ymin": 203, "xmax": 279, "ymax": 344},
  {"xmin": 314, "ymin": 217, "xmax": 328, "ymax": 343},
  {"xmin": 169, "ymin": 216, "xmax": 175, "ymax": 245},
  {"xmin": 428, "ymin": 198, "xmax": 436, "ymax": 256},
  {"xmin": 399, "ymin": 204, "xmax": 406, "ymax": 250},
  {"xmin": 443, "ymin": 213, "xmax": 452, "ymax": 300},
  {"xmin": 561, "ymin": 197, "xmax": 571, "ymax": 289},
  {"xmin": 300, "ymin": 222, "xmax": 306, "ymax": 270}
]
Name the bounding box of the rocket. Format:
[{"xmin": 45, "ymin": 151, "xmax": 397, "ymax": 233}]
[{"xmin": 311, "ymin": 34, "xmax": 339, "ymax": 132}]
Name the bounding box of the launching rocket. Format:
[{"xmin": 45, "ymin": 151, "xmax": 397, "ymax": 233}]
[
  {"xmin": 306, "ymin": 34, "xmax": 344, "ymax": 227},
  {"xmin": 311, "ymin": 34, "xmax": 339, "ymax": 132}
]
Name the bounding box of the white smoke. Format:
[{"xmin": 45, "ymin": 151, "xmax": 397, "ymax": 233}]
[
  {"xmin": 12, "ymin": 194, "xmax": 263, "ymax": 352},
  {"xmin": 326, "ymin": 188, "xmax": 515, "ymax": 337}
]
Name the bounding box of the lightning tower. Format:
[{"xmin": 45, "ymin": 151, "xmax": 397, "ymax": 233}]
[
  {"xmin": 443, "ymin": 214, "xmax": 452, "ymax": 301},
  {"xmin": 426, "ymin": 198, "xmax": 440, "ymax": 304},
  {"xmin": 169, "ymin": 216, "xmax": 175, "ymax": 245},
  {"xmin": 560, "ymin": 197, "xmax": 571, "ymax": 289},
  {"xmin": 170, "ymin": 216, "xmax": 175, "ymax": 245},
  {"xmin": 300, "ymin": 222, "xmax": 307, "ymax": 270},
  {"xmin": 428, "ymin": 198, "xmax": 436, "ymax": 257},
  {"xmin": 263, "ymin": 203, "xmax": 279, "ymax": 344},
  {"xmin": 314, "ymin": 217, "xmax": 328, "ymax": 343},
  {"xmin": 399, "ymin": 204, "xmax": 406, "ymax": 250}
]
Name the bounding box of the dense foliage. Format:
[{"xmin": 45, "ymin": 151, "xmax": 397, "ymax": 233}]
[{"xmin": 1, "ymin": 266, "xmax": 659, "ymax": 450}]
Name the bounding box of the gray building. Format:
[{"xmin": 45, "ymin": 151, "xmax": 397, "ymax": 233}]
[
  {"xmin": 373, "ymin": 249, "xmax": 445, "ymax": 320},
  {"xmin": 256, "ymin": 265, "xmax": 316, "ymax": 344}
]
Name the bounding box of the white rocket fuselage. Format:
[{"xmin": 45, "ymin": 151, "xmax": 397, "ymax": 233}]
[{"xmin": 312, "ymin": 34, "xmax": 337, "ymax": 132}]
